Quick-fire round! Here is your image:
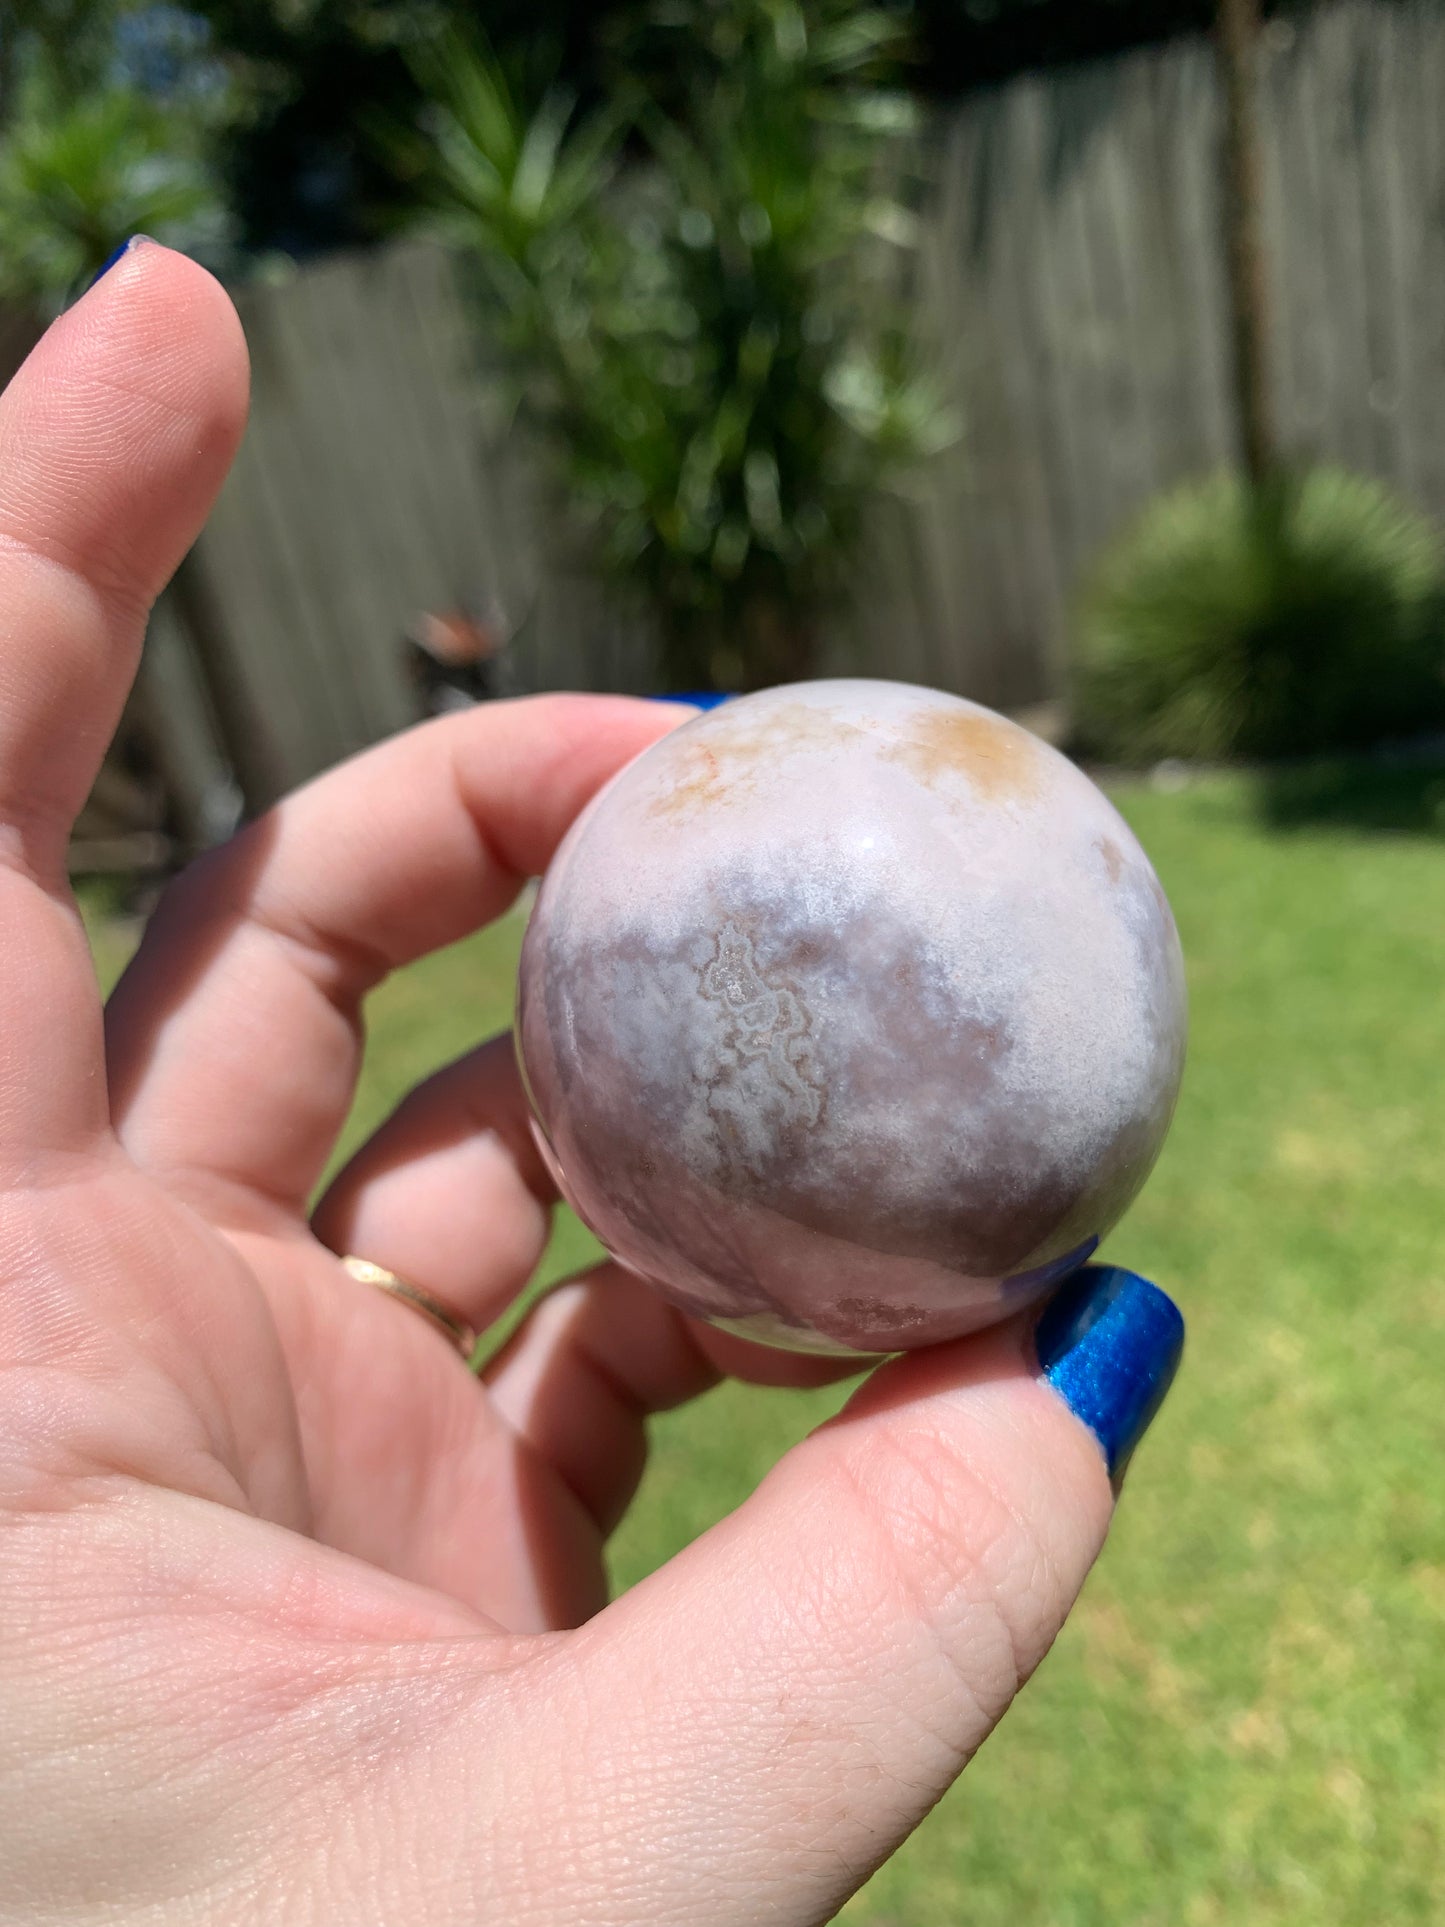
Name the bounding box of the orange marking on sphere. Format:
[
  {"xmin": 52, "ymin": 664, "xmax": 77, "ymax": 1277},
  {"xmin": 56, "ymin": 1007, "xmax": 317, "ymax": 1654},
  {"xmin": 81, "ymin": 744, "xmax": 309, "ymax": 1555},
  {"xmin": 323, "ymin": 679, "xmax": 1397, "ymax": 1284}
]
[{"xmin": 888, "ymin": 707, "xmax": 1043, "ymax": 803}]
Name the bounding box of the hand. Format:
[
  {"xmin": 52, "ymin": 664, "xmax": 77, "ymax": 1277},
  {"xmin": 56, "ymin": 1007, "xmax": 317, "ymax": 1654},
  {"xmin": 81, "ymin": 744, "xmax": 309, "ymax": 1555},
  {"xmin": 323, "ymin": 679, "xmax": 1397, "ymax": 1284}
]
[{"xmin": 0, "ymin": 240, "xmax": 1182, "ymax": 1926}]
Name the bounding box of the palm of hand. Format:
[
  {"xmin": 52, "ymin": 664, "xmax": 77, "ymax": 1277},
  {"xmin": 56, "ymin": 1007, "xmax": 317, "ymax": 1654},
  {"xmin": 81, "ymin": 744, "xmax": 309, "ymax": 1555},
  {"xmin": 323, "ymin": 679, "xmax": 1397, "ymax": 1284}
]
[{"xmin": 1, "ymin": 244, "xmax": 1117, "ymax": 1927}]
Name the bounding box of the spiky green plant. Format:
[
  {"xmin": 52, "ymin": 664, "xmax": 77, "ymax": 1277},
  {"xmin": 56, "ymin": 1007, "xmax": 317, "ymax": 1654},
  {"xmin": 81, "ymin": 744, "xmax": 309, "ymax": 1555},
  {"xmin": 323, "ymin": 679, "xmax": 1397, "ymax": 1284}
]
[
  {"xmin": 0, "ymin": 56, "xmax": 235, "ymax": 312},
  {"xmin": 1075, "ymin": 467, "xmax": 1445, "ymax": 764},
  {"xmin": 398, "ymin": 1, "xmax": 951, "ymax": 691}
]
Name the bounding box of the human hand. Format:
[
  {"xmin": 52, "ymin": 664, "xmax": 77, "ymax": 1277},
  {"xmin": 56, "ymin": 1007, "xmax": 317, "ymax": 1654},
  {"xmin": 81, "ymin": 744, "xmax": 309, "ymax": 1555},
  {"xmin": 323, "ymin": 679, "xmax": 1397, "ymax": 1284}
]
[{"xmin": 0, "ymin": 240, "xmax": 1183, "ymax": 1926}]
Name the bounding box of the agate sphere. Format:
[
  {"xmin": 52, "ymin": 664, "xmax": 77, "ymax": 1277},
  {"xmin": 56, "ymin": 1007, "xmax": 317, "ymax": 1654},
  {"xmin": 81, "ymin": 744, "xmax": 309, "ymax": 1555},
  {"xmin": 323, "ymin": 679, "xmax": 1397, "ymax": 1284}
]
[{"xmin": 517, "ymin": 680, "xmax": 1186, "ymax": 1355}]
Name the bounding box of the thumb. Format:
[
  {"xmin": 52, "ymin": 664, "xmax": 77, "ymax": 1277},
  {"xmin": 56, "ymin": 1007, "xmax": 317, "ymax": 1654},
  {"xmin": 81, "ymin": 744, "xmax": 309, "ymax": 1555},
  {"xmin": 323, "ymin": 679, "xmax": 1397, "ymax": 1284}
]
[{"xmin": 484, "ymin": 1265, "xmax": 1182, "ymax": 1926}]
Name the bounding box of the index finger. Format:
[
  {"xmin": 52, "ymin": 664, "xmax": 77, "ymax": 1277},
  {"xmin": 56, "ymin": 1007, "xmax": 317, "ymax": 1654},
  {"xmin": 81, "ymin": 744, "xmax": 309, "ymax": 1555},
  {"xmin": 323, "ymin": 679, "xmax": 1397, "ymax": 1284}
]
[{"xmin": 106, "ymin": 695, "xmax": 688, "ymax": 1217}]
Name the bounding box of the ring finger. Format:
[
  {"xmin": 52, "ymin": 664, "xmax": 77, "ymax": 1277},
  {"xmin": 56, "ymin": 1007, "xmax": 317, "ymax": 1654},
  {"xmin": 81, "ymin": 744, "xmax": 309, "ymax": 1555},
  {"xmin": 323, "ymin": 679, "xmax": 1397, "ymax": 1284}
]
[{"xmin": 311, "ymin": 1032, "xmax": 555, "ymax": 1340}]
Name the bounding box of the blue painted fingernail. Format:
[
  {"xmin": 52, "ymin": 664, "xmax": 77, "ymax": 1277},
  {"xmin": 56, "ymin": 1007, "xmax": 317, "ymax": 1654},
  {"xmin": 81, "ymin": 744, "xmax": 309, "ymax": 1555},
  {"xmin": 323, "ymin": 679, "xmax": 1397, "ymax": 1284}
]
[
  {"xmin": 648, "ymin": 692, "xmax": 734, "ymax": 710},
  {"xmin": 89, "ymin": 235, "xmax": 150, "ymax": 289},
  {"xmin": 1034, "ymin": 1264, "xmax": 1184, "ymax": 1481}
]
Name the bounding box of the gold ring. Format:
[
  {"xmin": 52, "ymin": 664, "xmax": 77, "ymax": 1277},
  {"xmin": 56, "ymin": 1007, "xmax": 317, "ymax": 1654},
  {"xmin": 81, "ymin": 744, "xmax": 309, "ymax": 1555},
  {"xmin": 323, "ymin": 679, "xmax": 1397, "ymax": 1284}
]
[{"xmin": 340, "ymin": 1256, "xmax": 478, "ymax": 1361}]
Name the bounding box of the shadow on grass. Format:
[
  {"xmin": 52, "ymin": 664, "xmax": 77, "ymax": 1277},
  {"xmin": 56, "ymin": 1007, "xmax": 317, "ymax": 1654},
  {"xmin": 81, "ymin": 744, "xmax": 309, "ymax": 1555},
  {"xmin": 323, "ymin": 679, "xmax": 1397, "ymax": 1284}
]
[{"xmin": 1256, "ymin": 757, "xmax": 1445, "ymax": 838}]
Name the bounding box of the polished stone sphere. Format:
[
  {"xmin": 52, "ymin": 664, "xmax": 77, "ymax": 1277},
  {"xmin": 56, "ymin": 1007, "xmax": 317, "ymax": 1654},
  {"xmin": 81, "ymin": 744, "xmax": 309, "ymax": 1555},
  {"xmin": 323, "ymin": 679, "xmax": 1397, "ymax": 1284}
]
[{"xmin": 517, "ymin": 680, "xmax": 1187, "ymax": 1355}]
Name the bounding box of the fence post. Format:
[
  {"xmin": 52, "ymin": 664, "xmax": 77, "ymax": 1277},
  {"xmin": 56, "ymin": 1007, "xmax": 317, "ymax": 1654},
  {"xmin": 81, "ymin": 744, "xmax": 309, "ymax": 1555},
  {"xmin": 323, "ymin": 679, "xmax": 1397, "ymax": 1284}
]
[
  {"xmin": 165, "ymin": 551, "xmax": 288, "ymax": 814},
  {"xmin": 1216, "ymin": 0, "xmax": 1279, "ymax": 483}
]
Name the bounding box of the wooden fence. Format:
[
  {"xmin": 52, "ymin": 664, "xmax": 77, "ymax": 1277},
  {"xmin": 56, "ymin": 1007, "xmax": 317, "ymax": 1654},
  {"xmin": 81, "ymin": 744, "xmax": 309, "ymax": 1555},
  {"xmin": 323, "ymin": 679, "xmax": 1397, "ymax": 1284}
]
[
  {"xmin": 17, "ymin": 0, "xmax": 1445, "ymax": 838},
  {"xmin": 902, "ymin": 0, "xmax": 1445, "ymax": 709}
]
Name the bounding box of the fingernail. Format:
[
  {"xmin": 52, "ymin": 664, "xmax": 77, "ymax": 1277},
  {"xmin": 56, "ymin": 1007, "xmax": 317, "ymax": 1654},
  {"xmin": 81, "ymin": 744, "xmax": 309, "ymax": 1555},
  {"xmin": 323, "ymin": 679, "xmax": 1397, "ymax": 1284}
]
[
  {"xmin": 1033, "ymin": 1264, "xmax": 1184, "ymax": 1482},
  {"xmin": 647, "ymin": 692, "xmax": 735, "ymax": 710},
  {"xmin": 89, "ymin": 235, "xmax": 152, "ymax": 289}
]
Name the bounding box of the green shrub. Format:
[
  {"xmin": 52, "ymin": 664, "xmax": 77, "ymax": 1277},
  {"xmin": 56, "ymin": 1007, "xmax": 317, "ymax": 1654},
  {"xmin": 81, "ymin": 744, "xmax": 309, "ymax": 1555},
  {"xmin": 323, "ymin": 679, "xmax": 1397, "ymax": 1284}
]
[
  {"xmin": 1074, "ymin": 467, "xmax": 1445, "ymax": 764},
  {"xmin": 395, "ymin": 4, "xmax": 952, "ymax": 692}
]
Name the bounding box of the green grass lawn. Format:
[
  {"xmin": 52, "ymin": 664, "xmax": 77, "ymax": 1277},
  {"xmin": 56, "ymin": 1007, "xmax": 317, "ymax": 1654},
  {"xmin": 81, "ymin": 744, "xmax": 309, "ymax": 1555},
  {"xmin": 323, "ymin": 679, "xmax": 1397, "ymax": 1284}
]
[{"xmin": 81, "ymin": 762, "xmax": 1445, "ymax": 1925}]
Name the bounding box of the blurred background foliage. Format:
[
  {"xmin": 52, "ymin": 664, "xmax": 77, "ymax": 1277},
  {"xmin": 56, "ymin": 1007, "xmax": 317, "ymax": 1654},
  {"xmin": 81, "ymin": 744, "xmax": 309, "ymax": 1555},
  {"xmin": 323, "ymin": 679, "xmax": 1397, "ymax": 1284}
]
[
  {"xmin": 1, "ymin": 1, "xmax": 1318, "ymax": 263},
  {"xmin": 1076, "ymin": 468, "xmax": 1445, "ymax": 764},
  {"xmin": 0, "ymin": 1, "xmax": 240, "ymax": 303},
  {"xmin": 6, "ymin": 0, "xmax": 1431, "ymax": 733},
  {"xmin": 392, "ymin": 3, "xmax": 953, "ymax": 689}
]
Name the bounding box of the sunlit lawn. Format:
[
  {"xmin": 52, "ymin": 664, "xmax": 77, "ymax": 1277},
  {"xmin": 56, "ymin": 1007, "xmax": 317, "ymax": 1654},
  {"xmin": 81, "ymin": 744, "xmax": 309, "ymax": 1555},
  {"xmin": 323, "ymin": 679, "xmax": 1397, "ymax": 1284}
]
[{"xmin": 82, "ymin": 761, "xmax": 1445, "ymax": 1925}]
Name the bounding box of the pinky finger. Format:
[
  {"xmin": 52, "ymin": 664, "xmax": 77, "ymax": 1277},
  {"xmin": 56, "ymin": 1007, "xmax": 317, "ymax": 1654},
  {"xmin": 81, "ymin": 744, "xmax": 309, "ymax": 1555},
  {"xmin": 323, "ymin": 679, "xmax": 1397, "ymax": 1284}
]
[{"xmin": 485, "ymin": 1265, "xmax": 862, "ymax": 1541}]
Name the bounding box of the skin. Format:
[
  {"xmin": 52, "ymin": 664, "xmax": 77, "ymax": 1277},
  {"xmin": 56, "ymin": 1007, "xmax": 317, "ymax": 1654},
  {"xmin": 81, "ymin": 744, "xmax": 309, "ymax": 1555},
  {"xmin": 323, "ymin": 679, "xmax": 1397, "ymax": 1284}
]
[
  {"xmin": 520, "ymin": 683, "xmax": 1187, "ymax": 1353},
  {"xmin": 2, "ymin": 242, "xmax": 1126, "ymax": 1926}
]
